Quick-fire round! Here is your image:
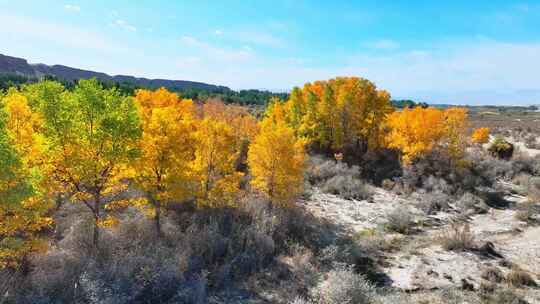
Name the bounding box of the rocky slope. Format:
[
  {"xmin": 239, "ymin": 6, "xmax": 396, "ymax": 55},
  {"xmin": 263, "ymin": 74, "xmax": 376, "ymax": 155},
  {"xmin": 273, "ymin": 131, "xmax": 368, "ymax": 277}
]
[{"xmin": 0, "ymin": 53, "xmax": 229, "ymax": 91}]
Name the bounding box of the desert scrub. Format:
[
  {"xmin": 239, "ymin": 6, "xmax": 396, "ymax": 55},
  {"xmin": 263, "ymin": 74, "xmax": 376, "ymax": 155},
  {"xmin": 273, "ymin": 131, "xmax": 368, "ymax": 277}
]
[
  {"xmin": 488, "ymin": 137, "xmax": 514, "ymax": 159},
  {"xmin": 515, "ymin": 200, "xmax": 538, "ymax": 223},
  {"xmin": 438, "ymin": 223, "xmax": 475, "ymax": 251},
  {"xmin": 418, "ymin": 192, "xmax": 452, "ymax": 215},
  {"xmin": 321, "ymin": 175, "xmax": 372, "ymax": 200},
  {"xmin": 506, "ymin": 268, "xmax": 537, "ymax": 287},
  {"xmin": 306, "ymin": 155, "xmax": 372, "ymax": 200},
  {"xmin": 310, "ymin": 264, "xmax": 376, "ymax": 304},
  {"xmin": 528, "ymin": 177, "xmax": 540, "ymax": 203},
  {"xmin": 353, "ymin": 229, "xmax": 395, "ymax": 257},
  {"xmin": 306, "ymin": 155, "xmax": 361, "ymax": 184},
  {"xmin": 481, "ymin": 267, "xmax": 504, "ymax": 283},
  {"xmin": 385, "ymin": 209, "xmax": 416, "ymax": 234},
  {"xmin": 480, "ymin": 288, "xmax": 529, "ymax": 304}
]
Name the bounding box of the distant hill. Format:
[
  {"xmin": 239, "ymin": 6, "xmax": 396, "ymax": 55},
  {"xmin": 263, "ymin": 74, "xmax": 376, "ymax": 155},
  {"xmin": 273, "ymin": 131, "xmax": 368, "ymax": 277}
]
[{"xmin": 0, "ymin": 54, "xmax": 230, "ymax": 91}]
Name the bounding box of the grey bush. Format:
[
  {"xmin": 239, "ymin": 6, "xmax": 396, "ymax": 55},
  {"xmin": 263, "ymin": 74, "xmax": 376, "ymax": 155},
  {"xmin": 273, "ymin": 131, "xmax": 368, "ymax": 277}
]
[
  {"xmin": 321, "ymin": 175, "xmax": 372, "ymax": 200},
  {"xmin": 310, "ymin": 264, "xmax": 376, "ymax": 304},
  {"xmin": 419, "ymin": 192, "xmax": 452, "ymax": 215},
  {"xmin": 385, "ymin": 209, "xmax": 415, "ymax": 234},
  {"xmin": 438, "ymin": 223, "xmax": 475, "ymax": 251},
  {"xmin": 457, "ymin": 192, "xmax": 489, "ymax": 214}
]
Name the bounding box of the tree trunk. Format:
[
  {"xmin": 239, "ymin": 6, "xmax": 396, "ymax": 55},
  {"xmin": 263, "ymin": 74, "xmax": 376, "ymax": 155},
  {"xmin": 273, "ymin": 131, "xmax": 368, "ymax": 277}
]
[
  {"xmin": 154, "ymin": 198, "xmax": 162, "ymax": 238},
  {"xmin": 92, "ymin": 193, "xmax": 101, "ymax": 249}
]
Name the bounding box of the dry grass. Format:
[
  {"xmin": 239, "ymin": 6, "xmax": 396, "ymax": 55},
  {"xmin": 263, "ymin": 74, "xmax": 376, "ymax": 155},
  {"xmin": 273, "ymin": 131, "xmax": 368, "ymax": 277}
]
[
  {"xmin": 385, "ymin": 209, "xmax": 416, "ymax": 234},
  {"xmin": 506, "ymin": 268, "xmax": 538, "ymax": 287},
  {"xmin": 438, "ymin": 223, "xmax": 475, "ymax": 251}
]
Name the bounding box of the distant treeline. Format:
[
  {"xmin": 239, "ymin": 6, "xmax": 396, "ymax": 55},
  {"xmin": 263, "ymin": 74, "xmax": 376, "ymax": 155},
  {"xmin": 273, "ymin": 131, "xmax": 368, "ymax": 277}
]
[
  {"xmin": 0, "ymin": 73, "xmax": 288, "ymax": 105},
  {"xmin": 391, "ymin": 99, "xmax": 428, "ymax": 109}
]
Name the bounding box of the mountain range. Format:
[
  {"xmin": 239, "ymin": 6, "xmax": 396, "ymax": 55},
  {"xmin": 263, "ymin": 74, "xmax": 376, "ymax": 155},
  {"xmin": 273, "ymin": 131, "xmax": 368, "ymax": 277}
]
[{"xmin": 0, "ymin": 54, "xmax": 229, "ymax": 91}]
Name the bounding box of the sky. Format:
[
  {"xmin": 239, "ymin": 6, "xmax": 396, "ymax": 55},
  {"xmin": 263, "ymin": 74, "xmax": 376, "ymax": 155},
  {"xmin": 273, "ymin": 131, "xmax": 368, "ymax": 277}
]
[{"xmin": 1, "ymin": 0, "xmax": 540, "ymax": 105}]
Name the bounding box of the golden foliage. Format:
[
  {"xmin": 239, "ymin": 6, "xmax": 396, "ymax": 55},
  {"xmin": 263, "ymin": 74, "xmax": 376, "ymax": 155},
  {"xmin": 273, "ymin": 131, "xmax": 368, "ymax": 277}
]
[
  {"xmin": 265, "ymin": 77, "xmax": 393, "ymax": 152},
  {"xmin": 386, "ymin": 106, "xmax": 469, "ymax": 164},
  {"xmin": 248, "ymin": 118, "xmax": 306, "ymax": 206},
  {"xmin": 0, "ymin": 92, "xmax": 52, "ymax": 269},
  {"xmin": 191, "ymin": 118, "xmax": 243, "ymax": 208},
  {"xmin": 472, "ymin": 127, "xmax": 490, "ymax": 144}
]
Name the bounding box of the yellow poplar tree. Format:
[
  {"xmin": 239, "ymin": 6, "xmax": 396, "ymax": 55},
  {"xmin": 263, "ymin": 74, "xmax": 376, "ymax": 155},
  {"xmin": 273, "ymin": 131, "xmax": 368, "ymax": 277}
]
[
  {"xmin": 248, "ymin": 118, "xmax": 306, "ymax": 206},
  {"xmin": 443, "ymin": 107, "xmax": 469, "ymax": 164},
  {"xmin": 133, "ymin": 88, "xmax": 197, "ymax": 237},
  {"xmin": 472, "ymin": 127, "xmax": 490, "ymax": 144},
  {"xmin": 278, "ymin": 77, "xmax": 392, "ymax": 153},
  {"xmin": 191, "ymin": 118, "xmax": 243, "ymax": 208},
  {"xmin": 31, "ymin": 79, "xmax": 141, "ymax": 248},
  {"xmin": 0, "ymin": 93, "xmax": 52, "ymax": 269},
  {"xmin": 386, "ymin": 106, "xmax": 470, "ymax": 165},
  {"xmin": 386, "ymin": 107, "xmax": 446, "ymax": 164},
  {"xmin": 202, "ymin": 100, "xmax": 258, "ymax": 170}
]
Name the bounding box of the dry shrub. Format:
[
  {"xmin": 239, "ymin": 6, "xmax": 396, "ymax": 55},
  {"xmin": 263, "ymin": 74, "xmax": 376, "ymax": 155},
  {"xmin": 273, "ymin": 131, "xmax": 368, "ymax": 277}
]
[
  {"xmin": 306, "ymin": 155, "xmax": 361, "ymax": 185},
  {"xmin": 515, "ymin": 200, "xmax": 538, "ymax": 223},
  {"xmin": 277, "ymin": 245, "xmax": 319, "ymax": 294},
  {"xmin": 418, "ymin": 192, "xmax": 452, "ymax": 215},
  {"xmin": 528, "ymin": 177, "xmax": 540, "ymax": 203},
  {"xmin": 5, "ymin": 194, "xmax": 338, "ymax": 303},
  {"xmin": 376, "ymin": 289, "xmax": 474, "ymax": 304},
  {"xmin": 321, "ymin": 175, "xmax": 373, "ymax": 200},
  {"xmin": 381, "ymin": 179, "xmax": 395, "ymax": 191},
  {"xmin": 438, "ymin": 223, "xmax": 475, "ymax": 251},
  {"xmin": 481, "ymin": 267, "xmax": 504, "ymax": 283},
  {"xmin": 310, "ymin": 264, "xmax": 376, "ymax": 304},
  {"xmin": 353, "ymin": 229, "xmax": 393, "ymax": 257},
  {"xmin": 385, "ymin": 209, "xmax": 416, "ymax": 234},
  {"xmin": 457, "ymin": 192, "xmax": 489, "ymax": 214},
  {"xmin": 307, "ymin": 155, "xmax": 372, "ymax": 200},
  {"xmin": 506, "ymin": 268, "xmax": 537, "ymax": 287},
  {"xmin": 480, "ymin": 288, "xmax": 529, "ymax": 304}
]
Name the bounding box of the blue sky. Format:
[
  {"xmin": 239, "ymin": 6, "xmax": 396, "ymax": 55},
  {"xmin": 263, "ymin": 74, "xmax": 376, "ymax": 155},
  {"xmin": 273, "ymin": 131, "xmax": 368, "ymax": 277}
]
[{"xmin": 1, "ymin": 1, "xmax": 540, "ymax": 105}]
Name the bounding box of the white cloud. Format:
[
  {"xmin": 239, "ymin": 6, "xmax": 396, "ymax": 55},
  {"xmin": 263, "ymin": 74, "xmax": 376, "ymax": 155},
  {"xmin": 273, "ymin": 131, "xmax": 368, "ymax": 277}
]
[
  {"xmin": 516, "ymin": 3, "xmax": 530, "ymax": 12},
  {"xmin": 232, "ymin": 30, "xmax": 285, "ymax": 47},
  {"xmin": 178, "ymin": 35, "xmax": 255, "ymax": 63},
  {"xmin": 366, "ymin": 39, "xmax": 400, "ymax": 50},
  {"xmin": 64, "ymin": 4, "xmax": 81, "ymax": 12},
  {"xmin": 170, "ymin": 38, "xmax": 540, "ymax": 105},
  {"xmin": 0, "ymin": 14, "xmax": 128, "ymax": 53},
  {"xmin": 214, "ymin": 29, "xmax": 223, "ymax": 36},
  {"xmin": 114, "ymin": 19, "xmax": 137, "ymax": 32}
]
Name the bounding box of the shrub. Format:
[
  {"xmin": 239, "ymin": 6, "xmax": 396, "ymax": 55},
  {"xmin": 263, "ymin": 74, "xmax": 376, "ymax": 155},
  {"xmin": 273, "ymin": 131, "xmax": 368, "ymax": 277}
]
[
  {"xmin": 472, "ymin": 127, "xmax": 490, "ymax": 144},
  {"xmin": 278, "ymin": 245, "xmax": 319, "ymax": 293},
  {"xmin": 385, "ymin": 209, "xmax": 415, "ymax": 234},
  {"xmin": 306, "ymin": 155, "xmax": 360, "ymax": 185},
  {"xmin": 438, "ymin": 223, "xmax": 475, "ymax": 251},
  {"xmin": 480, "ymin": 288, "xmax": 529, "ymax": 304},
  {"xmin": 457, "ymin": 192, "xmax": 489, "ymax": 214},
  {"xmin": 310, "ymin": 264, "xmax": 376, "ymax": 304},
  {"xmin": 488, "ymin": 137, "xmax": 514, "ymax": 159},
  {"xmin": 306, "ymin": 156, "xmax": 372, "ymax": 200},
  {"xmin": 353, "ymin": 229, "xmax": 393, "ymax": 257},
  {"xmin": 515, "ymin": 200, "xmax": 537, "ymax": 223},
  {"xmin": 528, "ymin": 177, "xmax": 540, "ymax": 203},
  {"xmin": 481, "ymin": 267, "xmax": 504, "ymax": 283},
  {"xmin": 381, "ymin": 179, "xmax": 395, "ymax": 191},
  {"xmin": 291, "ymin": 296, "xmax": 312, "ymax": 304},
  {"xmin": 418, "ymin": 192, "xmax": 452, "ymax": 215},
  {"xmin": 321, "ymin": 175, "xmax": 372, "ymax": 200},
  {"xmin": 506, "ymin": 268, "xmax": 537, "ymax": 287}
]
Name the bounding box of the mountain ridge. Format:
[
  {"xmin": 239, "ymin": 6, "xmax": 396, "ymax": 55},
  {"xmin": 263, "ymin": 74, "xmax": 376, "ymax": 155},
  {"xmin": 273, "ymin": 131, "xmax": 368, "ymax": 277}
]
[{"xmin": 0, "ymin": 54, "xmax": 230, "ymax": 91}]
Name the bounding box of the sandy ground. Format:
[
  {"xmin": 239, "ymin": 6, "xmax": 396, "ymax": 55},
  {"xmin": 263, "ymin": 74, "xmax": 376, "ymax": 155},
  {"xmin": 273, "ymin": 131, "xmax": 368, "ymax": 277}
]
[{"xmin": 301, "ymin": 186, "xmax": 540, "ymax": 301}]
